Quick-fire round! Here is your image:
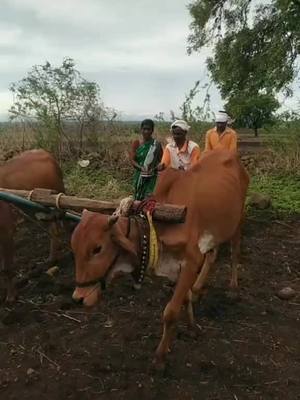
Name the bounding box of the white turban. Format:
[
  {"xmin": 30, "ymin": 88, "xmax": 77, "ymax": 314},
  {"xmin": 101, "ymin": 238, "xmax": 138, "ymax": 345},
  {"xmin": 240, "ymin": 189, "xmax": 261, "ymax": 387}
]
[
  {"xmin": 170, "ymin": 119, "xmax": 191, "ymax": 132},
  {"xmin": 215, "ymin": 112, "xmax": 228, "ymax": 123}
]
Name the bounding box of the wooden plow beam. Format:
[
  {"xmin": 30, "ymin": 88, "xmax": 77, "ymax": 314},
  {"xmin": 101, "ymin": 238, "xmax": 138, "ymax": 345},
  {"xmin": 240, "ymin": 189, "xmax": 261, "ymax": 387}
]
[
  {"xmin": 0, "ymin": 188, "xmax": 187, "ymax": 224},
  {"xmin": 0, "ymin": 190, "xmax": 81, "ymax": 223}
]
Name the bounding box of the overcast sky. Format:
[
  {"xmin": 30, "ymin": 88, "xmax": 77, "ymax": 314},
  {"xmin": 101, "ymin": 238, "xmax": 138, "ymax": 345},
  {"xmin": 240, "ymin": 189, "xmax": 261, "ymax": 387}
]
[
  {"xmin": 0, "ymin": 0, "xmax": 298, "ymax": 121},
  {"xmin": 0, "ymin": 0, "xmax": 226, "ymax": 121}
]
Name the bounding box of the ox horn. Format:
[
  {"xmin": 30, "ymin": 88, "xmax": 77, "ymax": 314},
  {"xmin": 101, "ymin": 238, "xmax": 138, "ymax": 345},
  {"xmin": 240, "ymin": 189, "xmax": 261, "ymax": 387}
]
[{"xmin": 108, "ymin": 214, "xmax": 119, "ymax": 228}]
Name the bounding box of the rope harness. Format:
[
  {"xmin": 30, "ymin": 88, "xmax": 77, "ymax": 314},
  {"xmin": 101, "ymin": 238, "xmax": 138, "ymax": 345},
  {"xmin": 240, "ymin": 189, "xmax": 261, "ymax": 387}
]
[{"xmin": 129, "ymin": 197, "xmax": 160, "ymax": 284}]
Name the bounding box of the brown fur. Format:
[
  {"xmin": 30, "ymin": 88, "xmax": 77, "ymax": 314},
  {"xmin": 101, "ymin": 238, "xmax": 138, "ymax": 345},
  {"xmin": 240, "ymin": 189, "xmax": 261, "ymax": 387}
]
[
  {"xmin": 71, "ymin": 149, "xmax": 249, "ymax": 365},
  {"xmin": 0, "ymin": 149, "xmax": 65, "ymax": 302}
]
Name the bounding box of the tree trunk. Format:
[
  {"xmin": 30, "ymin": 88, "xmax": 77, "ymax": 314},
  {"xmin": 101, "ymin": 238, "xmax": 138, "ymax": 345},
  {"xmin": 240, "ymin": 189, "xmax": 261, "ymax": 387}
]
[{"xmin": 254, "ymin": 127, "xmax": 258, "ymax": 137}]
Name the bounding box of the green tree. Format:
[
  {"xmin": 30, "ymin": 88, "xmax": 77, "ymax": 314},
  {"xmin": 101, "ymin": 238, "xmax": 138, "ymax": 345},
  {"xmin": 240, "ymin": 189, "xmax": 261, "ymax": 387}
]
[
  {"xmin": 226, "ymin": 93, "xmax": 279, "ymax": 136},
  {"xmin": 180, "ymin": 80, "xmax": 213, "ymax": 122},
  {"xmin": 9, "ymin": 58, "xmax": 104, "ymax": 157},
  {"xmin": 188, "ymin": 0, "xmax": 300, "ymax": 95},
  {"xmin": 188, "ymin": 0, "xmax": 300, "ymax": 134}
]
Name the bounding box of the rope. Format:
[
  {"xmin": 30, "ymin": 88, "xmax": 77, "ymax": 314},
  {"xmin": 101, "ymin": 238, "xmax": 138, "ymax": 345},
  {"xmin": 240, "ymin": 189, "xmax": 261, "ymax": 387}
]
[
  {"xmin": 146, "ymin": 211, "xmax": 159, "ymax": 272},
  {"xmin": 77, "ymin": 281, "xmax": 102, "ymax": 301},
  {"xmin": 136, "ymin": 197, "xmax": 157, "ymax": 215},
  {"xmin": 113, "ymin": 195, "xmax": 134, "ymax": 217},
  {"xmin": 27, "ymin": 190, "xmax": 34, "ymax": 201},
  {"xmin": 55, "ymin": 192, "xmax": 64, "ymax": 209}
]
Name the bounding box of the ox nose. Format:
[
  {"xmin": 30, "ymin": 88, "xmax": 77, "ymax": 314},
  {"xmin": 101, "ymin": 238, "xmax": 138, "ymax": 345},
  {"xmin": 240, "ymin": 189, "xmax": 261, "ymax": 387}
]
[
  {"xmin": 72, "ymin": 296, "xmax": 84, "ymax": 305},
  {"xmin": 72, "ymin": 288, "xmax": 84, "ymax": 304},
  {"xmin": 72, "ymin": 286, "xmax": 101, "ymax": 307}
]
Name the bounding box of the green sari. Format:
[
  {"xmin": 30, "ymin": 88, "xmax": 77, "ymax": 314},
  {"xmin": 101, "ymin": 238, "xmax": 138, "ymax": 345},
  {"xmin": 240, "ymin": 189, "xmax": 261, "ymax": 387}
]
[{"xmin": 133, "ymin": 138, "xmax": 162, "ymax": 200}]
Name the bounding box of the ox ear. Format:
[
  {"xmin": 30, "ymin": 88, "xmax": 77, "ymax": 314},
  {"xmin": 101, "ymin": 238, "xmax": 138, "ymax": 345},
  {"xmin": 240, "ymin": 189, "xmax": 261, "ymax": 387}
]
[
  {"xmin": 111, "ymin": 224, "xmax": 138, "ymax": 262},
  {"xmin": 104, "ymin": 215, "xmax": 119, "ymax": 232},
  {"xmin": 108, "ymin": 214, "xmax": 119, "ymax": 228}
]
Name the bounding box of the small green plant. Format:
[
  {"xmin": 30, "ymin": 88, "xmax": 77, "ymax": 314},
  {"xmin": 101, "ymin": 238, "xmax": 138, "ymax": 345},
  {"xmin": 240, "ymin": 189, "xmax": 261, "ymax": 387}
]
[{"xmin": 249, "ymin": 174, "xmax": 300, "ymax": 214}]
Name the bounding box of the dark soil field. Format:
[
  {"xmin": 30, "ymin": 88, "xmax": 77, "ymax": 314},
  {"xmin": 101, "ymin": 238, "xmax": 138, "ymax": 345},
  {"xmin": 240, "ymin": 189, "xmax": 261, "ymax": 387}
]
[{"xmin": 0, "ymin": 216, "xmax": 299, "ymax": 400}]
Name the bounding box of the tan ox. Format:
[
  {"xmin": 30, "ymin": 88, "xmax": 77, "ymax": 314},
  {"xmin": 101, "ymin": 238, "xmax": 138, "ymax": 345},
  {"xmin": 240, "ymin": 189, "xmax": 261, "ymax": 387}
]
[
  {"xmin": 0, "ymin": 149, "xmax": 65, "ymax": 302},
  {"xmin": 71, "ymin": 150, "xmax": 249, "ymax": 366}
]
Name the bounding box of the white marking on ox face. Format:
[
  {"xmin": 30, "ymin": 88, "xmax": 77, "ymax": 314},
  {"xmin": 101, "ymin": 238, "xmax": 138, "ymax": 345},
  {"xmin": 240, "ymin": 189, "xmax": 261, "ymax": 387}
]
[{"xmin": 198, "ymin": 231, "xmax": 215, "ymax": 254}]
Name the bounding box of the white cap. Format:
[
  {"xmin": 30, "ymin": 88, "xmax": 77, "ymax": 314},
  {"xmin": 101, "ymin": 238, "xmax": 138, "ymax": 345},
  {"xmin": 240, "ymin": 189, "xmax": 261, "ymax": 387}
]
[
  {"xmin": 215, "ymin": 112, "xmax": 228, "ymax": 123},
  {"xmin": 170, "ymin": 119, "xmax": 191, "ymax": 132}
]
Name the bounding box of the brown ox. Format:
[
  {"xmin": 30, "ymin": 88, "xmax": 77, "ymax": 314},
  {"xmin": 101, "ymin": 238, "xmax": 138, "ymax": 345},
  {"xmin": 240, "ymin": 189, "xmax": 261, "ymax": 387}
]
[
  {"xmin": 0, "ymin": 149, "xmax": 65, "ymax": 302},
  {"xmin": 71, "ymin": 150, "xmax": 249, "ymax": 365}
]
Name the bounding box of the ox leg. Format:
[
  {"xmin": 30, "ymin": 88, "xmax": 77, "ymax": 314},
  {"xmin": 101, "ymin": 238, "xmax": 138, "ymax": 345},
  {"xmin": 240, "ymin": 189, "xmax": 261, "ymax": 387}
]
[
  {"xmin": 155, "ymin": 252, "xmax": 204, "ymax": 367},
  {"xmin": 191, "ymin": 250, "xmax": 215, "ymax": 302},
  {"xmin": 210, "ymin": 246, "xmax": 218, "ymax": 263},
  {"xmin": 229, "ymin": 226, "xmax": 241, "ymax": 289},
  {"xmin": 183, "ymin": 289, "xmax": 194, "ymax": 326}
]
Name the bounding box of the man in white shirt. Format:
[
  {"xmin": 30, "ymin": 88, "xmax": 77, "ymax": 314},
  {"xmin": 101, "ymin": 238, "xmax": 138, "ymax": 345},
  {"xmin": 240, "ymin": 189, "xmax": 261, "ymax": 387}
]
[{"xmin": 158, "ymin": 120, "xmax": 201, "ymax": 171}]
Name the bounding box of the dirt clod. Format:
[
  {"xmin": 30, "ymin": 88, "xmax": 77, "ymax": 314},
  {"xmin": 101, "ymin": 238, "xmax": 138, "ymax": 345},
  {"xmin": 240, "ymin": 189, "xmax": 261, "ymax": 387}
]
[{"xmin": 277, "ymin": 286, "xmax": 296, "ymax": 300}]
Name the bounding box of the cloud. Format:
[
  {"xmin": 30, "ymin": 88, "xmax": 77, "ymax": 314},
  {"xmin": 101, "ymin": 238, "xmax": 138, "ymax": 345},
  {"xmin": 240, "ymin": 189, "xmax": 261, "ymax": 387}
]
[{"xmin": 0, "ymin": 0, "xmax": 224, "ymax": 120}]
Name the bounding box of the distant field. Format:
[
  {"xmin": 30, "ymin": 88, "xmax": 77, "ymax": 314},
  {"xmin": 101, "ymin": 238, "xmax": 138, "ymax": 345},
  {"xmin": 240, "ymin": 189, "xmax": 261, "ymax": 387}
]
[{"xmin": 0, "ymin": 121, "xmax": 299, "ymax": 214}]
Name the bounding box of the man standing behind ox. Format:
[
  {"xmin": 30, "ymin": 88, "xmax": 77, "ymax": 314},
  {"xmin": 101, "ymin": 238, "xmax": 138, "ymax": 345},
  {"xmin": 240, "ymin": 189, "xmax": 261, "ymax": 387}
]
[
  {"xmin": 158, "ymin": 120, "xmax": 201, "ymax": 171},
  {"xmin": 205, "ymin": 112, "xmax": 238, "ymax": 152}
]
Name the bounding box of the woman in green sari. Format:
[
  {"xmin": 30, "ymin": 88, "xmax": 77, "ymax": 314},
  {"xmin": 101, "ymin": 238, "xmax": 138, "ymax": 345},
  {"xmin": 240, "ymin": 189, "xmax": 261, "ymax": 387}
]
[{"xmin": 130, "ymin": 119, "xmax": 163, "ymax": 200}]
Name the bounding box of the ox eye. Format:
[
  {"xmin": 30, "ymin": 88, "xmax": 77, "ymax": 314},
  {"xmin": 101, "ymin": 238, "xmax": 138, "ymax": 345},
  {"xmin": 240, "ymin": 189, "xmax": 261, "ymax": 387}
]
[{"xmin": 92, "ymin": 246, "xmax": 102, "ymax": 255}]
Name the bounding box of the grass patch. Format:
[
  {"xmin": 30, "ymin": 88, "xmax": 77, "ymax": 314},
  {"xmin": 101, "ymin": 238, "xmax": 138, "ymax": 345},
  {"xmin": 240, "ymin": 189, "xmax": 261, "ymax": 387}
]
[
  {"xmin": 249, "ymin": 174, "xmax": 300, "ymax": 214},
  {"xmin": 63, "ymin": 163, "xmax": 132, "ymax": 200},
  {"xmin": 63, "ymin": 161, "xmax": 300, "ymax": 217}
]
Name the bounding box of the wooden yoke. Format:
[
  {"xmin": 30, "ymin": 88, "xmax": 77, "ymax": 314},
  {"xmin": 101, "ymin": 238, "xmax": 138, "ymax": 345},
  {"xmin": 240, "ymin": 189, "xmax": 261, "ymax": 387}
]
[{"xmin": 0, "ymin": 188, "xmax": 187, "ymax": 224}]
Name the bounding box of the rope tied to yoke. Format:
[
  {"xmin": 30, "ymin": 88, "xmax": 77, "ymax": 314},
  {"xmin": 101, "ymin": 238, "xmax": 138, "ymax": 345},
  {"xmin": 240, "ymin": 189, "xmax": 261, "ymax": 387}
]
[
  {"xmin": 112, "ymin": 195, "xmax": 134, "ymax": 217},
  {"xmin": 27, "ymin": 190, "xmax": 34, "ymax": 201},
  {"xmin": 55, "ymin": 192, "xmax": 64, "ymax": 209},
  {"xmin": 135, "ymin": 196, "xmax": 157, "ymax": 216},
  {"xmin": 113, "ymin": 196, "xmax": 159, "ymax": 276}
]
